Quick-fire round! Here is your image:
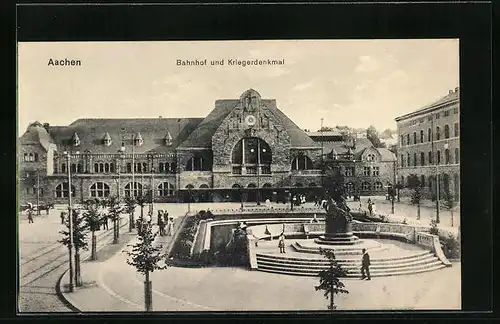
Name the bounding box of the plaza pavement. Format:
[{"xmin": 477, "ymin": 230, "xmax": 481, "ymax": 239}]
[{"xmin": 58, "ymin": 201, "xmax": 461, "ymax": 312}]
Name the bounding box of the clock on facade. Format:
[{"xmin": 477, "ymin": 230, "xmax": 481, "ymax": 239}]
[{"xmin": 245, "ymin": 115, "xmax": 256, "ymax": 126}]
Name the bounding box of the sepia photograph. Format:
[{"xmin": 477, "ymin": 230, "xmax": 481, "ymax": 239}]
[{"xmin": 17, "ymin": 39, "xmax": 461, "ymax": 313}]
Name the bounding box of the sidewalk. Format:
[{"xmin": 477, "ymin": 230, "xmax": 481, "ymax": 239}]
[{"xmin": 58, "ymin": 219, "xmax": 181, "ymax": 312}]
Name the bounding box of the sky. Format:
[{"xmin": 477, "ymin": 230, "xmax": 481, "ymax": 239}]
[{"xmin": 18, "ymin": 39, "xmax": 459, "ymax": 136}]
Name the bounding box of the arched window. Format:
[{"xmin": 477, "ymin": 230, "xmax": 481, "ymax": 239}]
[
  {"xmin": 232, "ymin": 137, "xmax": 271, "ymax": 174},
  {"xmin": 400, "ymin": 154, "xmax": 404, "ymax": 167},
  {"xmin": 29, "ymin": 153, "xmax": 34, "ymax": 161},
  {"xmin": 99, "ymin": 163, "xmax": 104, "ymax": 173},
  {"xmin": 71, "ymin": 163, "xmax": 77, "ymax": 173},
  {"xmin": 90, "ymin": 182, "xmax": 110, "ymax": 198},
  {"xmin": 445, "ymin": 149, "xmax": 450, "ymax": 164},
  {"xmin": 142, "ymin": 163, "xmax": 148, "ymax": 173},
  {"xmin": 55, "ymin": 183, "xmax": 75, "ymax": 198},
  {"xmin": 263, "ymin": 183, "xmax": 273, "ymax": 188},
  {"xmin": 136, "ymin": 163, "xmax": 142, "ymax": 173},
  {"xmin": 455, "ymin": 148, "xmax": 460, "ymax": 164},
  {"xmin": 420, "ymin": 152, "xmax": 425, "ymax": 166},
  {"xmin": 200, "ymin": 184, "xmax": 209, "ymax": 189},
  {"xmin": 77, "ymin": 163, "xmax": 83, "ymax": 173},
  {"xmin": 413, "ymin": 132, "xmax": 417, "ymax": 144},
  {"xmin": 125, "ymin": 182, "xmax": 143, "ymax": 197},
  {"xmin": 428, "ymin": 128, "xmax": 432, "ymax": 142},
  {"xmin": 413, "ymin": 153, "xmax": 417, "ymax": 167},
  {"xmin": 437, "ymin": 150, "xmax": 441, "ymax": 164},
  {"xmin": 444, "ymin": 125, "xmax": 450, "ymax": 139},
  {"xmin": 94, "ymin": 163, "xmax": 99, "ymax": 173},
  {"xmin": 105, "ymin": 163, "xmax": 110, "ymax": 173},
  {"xmin": 158, "ymin": 182, "xmax": 175, "ymax": 197},
  {"xmin": 232, "ymin": 184, "xmax": 241, "ymax": 189},
  {"xmin": 420, "ymin": 130, "xmax": 424, "ymax": 143},
  {"xmin": 428, "ymin": 176, "xmax": 433, "ymax": 189},
  {"xmin": 292, "ymin": 155, "xmax": 313, "ymax": 170},
  {"xmin": 436, "ymin": 126, "xmax": 440, "ymax": 140},
  {"xmin": 159, "ymin": 162, "xmax": 165, "ymax": 173},
  {"xmin": 61, "ymin": 163, "xmax": 67, "ymax": 174},
  {"xmin": 420, "ymin": 175, "xmax": 425, "ymax": 187},
  {"xmin": 110, "ymin": 163, "xmax": 115, "ymax": 173},
  {"xmin": 428, "ymin": 151, "xmax": 433, "ymax": 164},
  {"xmin": 362, "ymin": 182, "xmax": 371, "ymax": 191},
  {"xmin": 34, "ymin": 153, "xmax": 39, "ymax": 162},
  {"xmin": 374, "ymin": 182, "xmax": 383, "ymax": 190},
  {"xmin": 345, "ymin": 182, "xmax": 354, "ymax": 192},
  {"xmin": 247, "ymin": 183, "xmax": 257, "ymax": 188},
  {"xmin": 406, "ymin": 153, "xmax": 410, "ymax": 167}
]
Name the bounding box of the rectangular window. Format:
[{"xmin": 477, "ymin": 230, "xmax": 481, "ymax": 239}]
[
  {"xmin": 435, "ymin": 113, "xmax": 440, "ymax": 119},
  {"xmin": 126, "ymin": 163, "xmax": 132, "ymax": 173},
  {"xmin": 444, "ymin": 110, "xmax": 450, "ymax": 117},
  {"xmin": 363, "ymin": 166, "xmax": 371, "ymax": 176},
  {"xmin": 454, "ymin": 107, "xmax": 459, "ymax": 114},
  {"xmin": 344, "ymin": 167, "xmax": 354, "ymax": 177},
  {"xmin": 454, "ymin": 123, "xmax": 459, "ymax": 137},
  {"xmin": 372, "ymin": 166, "xmax": 380, "ymax": 176}
]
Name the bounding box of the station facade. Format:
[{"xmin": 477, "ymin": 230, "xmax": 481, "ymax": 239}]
[{"xmin": 19, "ymin": 89, "xmax": 396, "ymax": 205}]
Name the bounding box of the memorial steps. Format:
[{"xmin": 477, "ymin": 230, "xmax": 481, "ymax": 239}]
[{"xmin": 254, "ymin": 240, "xmax": 446, "ymax": 277}]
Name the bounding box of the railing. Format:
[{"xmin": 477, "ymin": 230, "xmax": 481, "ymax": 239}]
[
  {"xmin": 246, "ymin": 166, "xmax": 257, "ymax": 174},
  {"xmin": 261, "ymin": 166, "xmax": 271, "ymax": 174},
  {"xmin": 232, "ymin": 166, "xmax": 242, "ymax": 175}
]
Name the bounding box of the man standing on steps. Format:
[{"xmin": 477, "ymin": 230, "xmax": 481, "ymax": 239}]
[{"xmin": 361, "ymin": 248, "xmax": 371, "ymax": 280}]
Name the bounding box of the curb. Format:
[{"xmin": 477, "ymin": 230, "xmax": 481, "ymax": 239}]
[
  {"xmin": 55, "ymin": 218, "xmax": 130, "ymax": 312},
  {"xmin": 56, "ymin": 269, "xmax": 82, "ymax": 313}
]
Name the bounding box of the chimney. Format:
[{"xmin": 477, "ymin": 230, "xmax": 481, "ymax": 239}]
[{"xmin": 43, "ymin": 123, "xmax": 50, "ymax": 132}]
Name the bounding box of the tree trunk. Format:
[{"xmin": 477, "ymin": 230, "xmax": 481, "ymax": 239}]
[
  {"xmin": 330, "ymin": 286, "xmax": 334, "ymax": 310},
  {"xmin": 417, "ymin": 203, "xmax": 421, "ymax": 220},
  {"xmin": 113, "ymin": 219, "xmax": 119, "ymax": 244},
  {"xmin": 91, "ymin": 231, "xmax": 97, "ymax": 261},
  {"xmin": 450, "ymin": 209, "xmax": 454, "ymax": 227},
  {"xmin": 141, "ymin": 206, "xmax": 144, "ymax": 219},
  {"xmin": 129, "ymin": 212, "xmax": 133, "ymax": 232},
  {"xmin": 144, "ymin": 271, "xmax": 152, "ymax": 311},
  {"xmin": 75, "ymin": 251, "xmax": 82, "ymax": 287}
]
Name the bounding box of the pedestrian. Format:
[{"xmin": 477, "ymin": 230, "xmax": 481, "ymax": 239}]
[
  {"xmin": 278, "ymin": 232, "xmax": 286, "ymax": 253},
  {"xmin": 102, "ymin": 215, "xmax": 109, "ymax": 230},
  {"xmin": 60, "ymin": 211, "xmax": 65, "ymax": 224},
  {"xmin": 27, "ymin": 208, "xmax": 34, "ymax": 223},
  {"xmin": 157, "ymin": 210, "xmax": 163, "ymax": 226},
  {"xmin": 158, "ymin": 214, "xmax": 165, "ymax": 236},
  {"xmin": 360, "ymin": 248, "xmax": 371, "ymax": 280},
  {"xmin": 167, "ymin": 217, "xmax": 174, "ymax": 236}
]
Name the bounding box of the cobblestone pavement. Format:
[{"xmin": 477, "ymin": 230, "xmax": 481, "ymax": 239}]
[{"xmin": 18, "ymin": 208, "xmax": 129, "ymax": 313}]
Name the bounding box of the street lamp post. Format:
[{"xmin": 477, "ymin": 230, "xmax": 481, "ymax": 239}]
[
  {"xmin": 36, "ymin": 169, "xmax": 40, "ymax": 216},
  {"xmin": 150, "ymin": 166, "xmax": 155, "ymax": 216},
  {"xmin": 63, "ymin": 150, "xmax": 76, "ymax": 293},
  {"xmin": 188, "ymin": 187, "xmax": 191, "ymax": 213}
]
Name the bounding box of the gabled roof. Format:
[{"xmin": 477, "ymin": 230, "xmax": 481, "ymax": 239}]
[
  {"xmin": 178, "ymin": 100, "xmax": 238, "ymax": 148},
  {"xmin": 321, "ymin": 138, "xmax": 373, "ymax": 156},
  {"xmin": 47, "ymin": 118, "xmax": 204, "ymax": 154},
  {"xmin": 19, "ymin": 122, "xmax": 54, "ymax": 151},
  {"xmin": 395, "ymin": 88, "xmax": 459, "ymax": 121},
  {"xmin": 178, "ymin": 97, "xmax": 320, "ymax": 149},
  {"xmin": 376, "ymin": 148, "xmax": 397, "ymax": 162}
]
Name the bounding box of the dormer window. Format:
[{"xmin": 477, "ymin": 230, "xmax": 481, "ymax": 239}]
[
  {"xmin": 366, "ymin": 153, "xmax": 376, "ymax": 162},
  {"xmin": 72, "ymin": 132, "xmax": 80, "ymax": 147},
  {"xmin": 103, "ymin": 132, "xmax": 112, "ymax": 147},
  {"xmin": 164, "ymin": 131, "xmax": 173, "ymax": 146},
  {"xmin": 134, "ymin": 133, "xmax": 143, "ymax": 146}
]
